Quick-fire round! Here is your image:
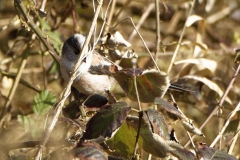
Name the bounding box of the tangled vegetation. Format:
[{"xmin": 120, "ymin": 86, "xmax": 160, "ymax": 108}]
[{"xmin": 0, "ymin": 0, "xmax": 240, "ymax": 159}]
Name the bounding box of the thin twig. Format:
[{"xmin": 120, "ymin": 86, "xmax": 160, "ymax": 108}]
[
  {"xmin": 103, "ymin": 0, "xmax": 116, "ymax": 35},
  {"xmin": 0, "ymin": 47, "xmax": 29, "ymax": 123},
  {"xmin": 184, "ymin": 63, "xmax": 240, "ymax": 147},
  {"xmin": 152, "ymin": 0, "xmax": 161, "ymax": 118},
  {"xmin": 41, "ymin": 52, "xmax": 47, "ymax": 89},
  {"xmin": 113, "ymin": 0, "xmax": 132, "ymax": 22},
  {"xmin": 132, "ymin": 74, "xmax": 141, "ymax": 159},
  {"xmin": 186, "ymin": 131, "xmax": 197, "ymax": 150},
  {"xmin": 147, "ymin": 154, "xmax": 152, "ymax": 160},
  {"xmin": 228, "ymin": 120, "xmax": 240, "ymax": 154},
  {"xmin": 167, "ymin": 0, "xmax": 196, "ymax": 74},
  {"xmin": 40, "ymin": 0, "xmax": 47, "ymax": 12},
  {"xmin": 93, "ymin": 0, "xmax": 113, "ymax": 46},
  {"xmin": 106, "ymin": 16, "xmax": 161, "ymax": 73},
  {"xmin": 210, "ymin": 102, "xmax": 240, "ymax": 147},
  {"xmin": 128, "ymin": 3, "xmax": 154, "ymax": 42},
  {"xmin": 133, "ymin": 74, "xmax": 142, "ymax": 111},
  {"xmin": 132, "ymin": 111, "xmax": 143, "ymax": 159},
  {"xmin": 34, "ymin": 0, "xmax": 104, "ymax": 159},
  {"xmin": 2, "ymin": 140, "xmax": 71, "ymax": 151},
  {"xmin": 0, "ymin": 70, "xmax": 41, "ymax": 93},
  {"xmin": 14, "ymin": 0, "xmax": 60, "ymax": 63},
  {"xmin": 169, "ymin": 92, "xmax": 199, "ymax": 153},
  {"xmin": 206, "ymin": 3, "xmax": 238, "ymax": 24},
  {"xmin": 70, "ymin": 0, "xmax": 79, "ymax": 33},
  {"xmin": 154, "ymin": 0, "xmax": 161, "ymax": 62}
]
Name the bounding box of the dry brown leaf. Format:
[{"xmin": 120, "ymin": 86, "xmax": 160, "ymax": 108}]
[{"xmin": 186, "ymin": 15, "xmax": 203, "ymax": 27}]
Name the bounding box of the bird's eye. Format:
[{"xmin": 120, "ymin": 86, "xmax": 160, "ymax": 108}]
[
  {"xmin": 69, "ymin": 37, "xmax": 82, "ymax": 55},
  {"xmin": 73, "ymin": 48, "xmax": 80, "ymax": 55}
]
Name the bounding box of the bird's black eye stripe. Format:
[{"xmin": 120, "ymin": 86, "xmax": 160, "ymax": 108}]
[
  {"xmin": 73, "ymin": 47, "xmax": 81, "ymax": 55},
  {"xmin": 72, "ymin": 38, "xmax": 80, "ymax": 49},
  {"xmin": 70, "ymin": 37, "xmax": 81, "ymax": 55}
]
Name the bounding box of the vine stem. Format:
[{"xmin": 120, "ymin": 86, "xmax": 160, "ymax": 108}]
[{"xmin": 33, "ymin": 0, "xmax": 104, "ymax": 159}]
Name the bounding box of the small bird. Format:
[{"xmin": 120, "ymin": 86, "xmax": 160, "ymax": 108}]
[
  {"xmin": 60, "ymin": 34, "xmax": 117, "ymax": 96},
  {"xmin": 60, "ymin": 34, "xmax": 192, "ymax": 99}
]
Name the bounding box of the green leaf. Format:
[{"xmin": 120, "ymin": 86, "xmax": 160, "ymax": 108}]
[
  {"xmin": 38, "ymin": 15, "xmax": 51, "ymax": 31},
  {"xmin": 48, "ymin": 61, "xmax": 60, "ymax": 74},
  {"xmin": 126, "ymin": 109, "xmax": 183, "ymax": 158},
  {"xmin": 106, "ymin": 122, "xmax": 136, "ymax": 159},
  {"xmin": 81, "ymin": 102, "xmax": 131, "ymax": 140},
  {"xmin": 17, "ymin": 115, "xmax": 44, "ymax": 139},
  {"xmin": 17, "ymin": 115, "xmax": 35, "ymax": 133},
  {"xmin": 47, "ymin": 30, "xmax": 62, "ymax": 54},
  {"xmin": 38, "ymin": 15, "xmax": 62, "ymax": 54},
  {"xmin": 137, "ymin": 110, "xmax": 172, "ymax": 158},
  {"xmin": 32, "ymin": 90, "xmax": 56, "ymax": 115}
]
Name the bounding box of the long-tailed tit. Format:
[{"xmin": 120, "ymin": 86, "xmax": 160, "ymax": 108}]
[
  {"xmin": 60, "ymin": 34, "xmax": 118, "ymax": 96},
  {"xmin": 60, "ymin": 34, "xmax": 192, "ymax": 98}
]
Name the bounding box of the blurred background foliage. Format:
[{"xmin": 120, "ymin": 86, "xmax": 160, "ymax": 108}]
[{"xmin": 0, "ymin": 0, "xmax": 240, "ymax": 159}]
